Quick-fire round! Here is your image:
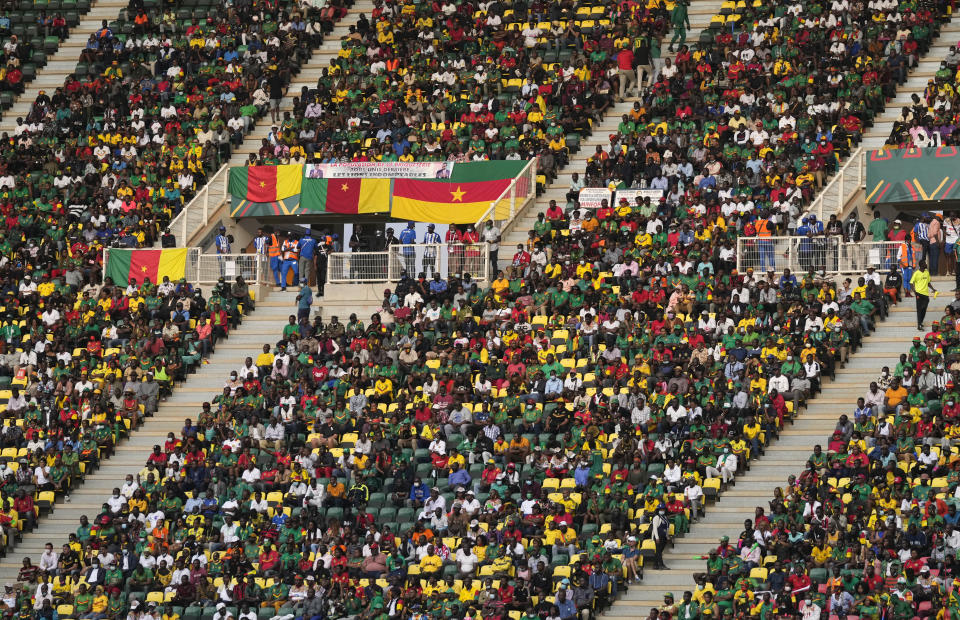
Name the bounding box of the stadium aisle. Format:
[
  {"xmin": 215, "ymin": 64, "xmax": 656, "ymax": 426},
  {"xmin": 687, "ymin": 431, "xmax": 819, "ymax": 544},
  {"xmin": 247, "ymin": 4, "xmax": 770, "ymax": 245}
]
[
  {"xmin": 0, "ymin": 0, "xmax": 128, "ymax": 127},
  {"xmin": 606, "ymin": 290, "xmax": 953, "ymax": 617},
  {"xmin": 0, "ymin": 297, "xmax": 300, "ymax": 584},
  {"xmin": 864, "ymin": 20, "xmax": 960, "ymax": 148}
]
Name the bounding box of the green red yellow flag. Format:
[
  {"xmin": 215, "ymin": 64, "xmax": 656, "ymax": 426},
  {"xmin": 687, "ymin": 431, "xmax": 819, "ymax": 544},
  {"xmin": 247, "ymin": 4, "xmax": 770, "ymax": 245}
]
[
  {"xmin": 391, "ymin": 178, "xmax": 513, "ymax": 223},
  {"xmin": 301, "ymin": 178, "xmax": 391, "ymax": 214},
  {"xmin": 105, "ymin": 249, "xmax": 189, "ymax": 285},
  {"xmin": 229, "ymin": 165, "xmax": 303, "ymax": 203}
]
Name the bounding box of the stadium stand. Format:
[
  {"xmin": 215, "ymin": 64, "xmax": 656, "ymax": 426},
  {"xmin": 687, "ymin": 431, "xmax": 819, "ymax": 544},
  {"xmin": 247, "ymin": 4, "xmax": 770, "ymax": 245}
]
[
  {"xmin": 233, "ymin": 0, "xmax": 676, "ymax": 182},
  {"xmin": 647, "ymin": 291, "xmax": 960, "ymax": 620},
  {"xmin": 0, "ymin": 198, "xmax": 886, "ymax": 620},
  {"xmin": 0, "ymin": 0, "xmax": 954, "ymax": 614}
]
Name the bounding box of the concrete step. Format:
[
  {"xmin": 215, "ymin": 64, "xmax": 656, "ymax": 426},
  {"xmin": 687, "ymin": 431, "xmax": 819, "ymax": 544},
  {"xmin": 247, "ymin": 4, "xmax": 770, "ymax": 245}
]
[
  {"xmin": 0, "ymin": 0, "xmax": 129, "ymax": 130},
  {"xmin": 0, "ymin": 292, "xmax": 295, "ymax": 581},
  {"xmin": 605, "ymin": 291, "xmax": 932, "ymax": 617}
]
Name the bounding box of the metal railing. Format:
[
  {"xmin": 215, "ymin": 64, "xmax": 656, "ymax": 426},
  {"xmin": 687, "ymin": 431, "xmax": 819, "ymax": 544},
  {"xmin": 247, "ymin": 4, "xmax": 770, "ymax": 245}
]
[
  {"xmin": 474, "ymin": 159, "xmax": 538, "ymax": 230},
  {"xmin": 194, "ymin": 253, "xmax": 269, "ymax": 288},
  {"xmin": 811, "ymin": 148, "xmax": 866, "ymax": 220},
  {"xmin": 736, "ymin": 236, "xmax": 902, "ymax": 275},
  {"xmin": 165, "ymin": 164, "xmax": 231, "ymax": 248},
  {"xmin": 327, "ymin": 243, "xmax": 491, "ymax": 284}
]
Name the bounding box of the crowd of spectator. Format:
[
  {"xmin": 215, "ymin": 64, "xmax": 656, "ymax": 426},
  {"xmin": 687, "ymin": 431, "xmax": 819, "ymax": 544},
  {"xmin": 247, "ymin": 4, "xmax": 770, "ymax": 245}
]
[
  {"xmin": 4, "ymin": 183, "xmax": 894, "ymax": 620},
  {"xmin": 0, "ymin": 0, "xmax": 319, "ymax": 571},
  {"xmin": 571, "ymin": 0, "xmax": 947, "ymax": 235},
  {"xmin": 4, "ymin": 0, "xmax": 958, "ymax": 615},
  {"xmin": 249, "ymin": 0, "xmax": 676, "ymax": 182},
  {"xmin": 889, "ymin": 42, "xmax": 960, "ymax": 147},
  {"xmin": 3, "ymin": 0, "xmax": 337, "ymax": 253},
  {"xmin": 659, "ymin": 291, "xmax": 960, "ymax": 620}
]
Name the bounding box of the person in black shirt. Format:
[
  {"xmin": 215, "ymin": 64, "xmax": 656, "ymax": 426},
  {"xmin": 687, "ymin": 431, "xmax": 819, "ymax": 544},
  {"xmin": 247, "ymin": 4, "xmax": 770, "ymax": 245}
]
[
  {"xmin": 160, "ymin": 228, "xmax": 176, "ymax": 248},
  {"xmin": 885, "ymin": 266, "xmax": 904, "ymax": 302}
]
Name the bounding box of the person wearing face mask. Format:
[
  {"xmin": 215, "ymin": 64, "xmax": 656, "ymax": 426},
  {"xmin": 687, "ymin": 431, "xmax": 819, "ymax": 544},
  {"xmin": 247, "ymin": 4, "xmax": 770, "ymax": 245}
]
[
  {"xmin": 706, "ymin": 447, "xmax": 738, "ymax": 485},
  {"xmin": 651, "ymin": 507, "xmax": 670, "ymax": 570},
  {"xmin": 800, "ymin": 594, "xmax": 821, "ymax": 620}
]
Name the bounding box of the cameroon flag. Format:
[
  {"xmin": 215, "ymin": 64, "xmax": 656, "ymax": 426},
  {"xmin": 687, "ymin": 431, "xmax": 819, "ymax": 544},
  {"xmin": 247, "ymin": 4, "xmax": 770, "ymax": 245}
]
[
  {"xmin": 105, "ymin": 249, "xmax": 189, "ymax": 286},
  {"xmin": 391, "ymin": 178, "xmax": 513, "ymax": 224},
  {"xmin": 301, "ymin": 178, "xmax": 391, "ymax": 214},
  {"xmin": 228, "ymin": 165, "xmax": 303, "ymax": 202}
]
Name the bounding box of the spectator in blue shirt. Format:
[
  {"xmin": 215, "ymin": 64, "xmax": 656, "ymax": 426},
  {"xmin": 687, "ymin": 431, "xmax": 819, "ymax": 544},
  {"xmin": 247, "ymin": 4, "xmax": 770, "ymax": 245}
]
[
  {"xmin": 408, "ymin": 479, "xmax": 429, "ymax": 506},
  {"xmin": 447, "ymin": 464, "xmax": 471, "ymax": 491},
  {"xmin": 299, "ymin": 234, "xmax": 317, "ymax": 288},
  {"xmin": 555, "ymin": 588, "xmax": 577, "ymax": 620},
  {"xmin": 428, "ymin": 273, "xmax": 448, "ymax": 298},
  {"xmin": 398, "ymin": 222, "xmax": 417, "ymax": 274},
  {"xmin": 544, "ymin": 371, "xmax": 563, "ymax": 398},
  {"xmin": 297, "ymin": 284, "xmax": 312, "ymax": 322}
]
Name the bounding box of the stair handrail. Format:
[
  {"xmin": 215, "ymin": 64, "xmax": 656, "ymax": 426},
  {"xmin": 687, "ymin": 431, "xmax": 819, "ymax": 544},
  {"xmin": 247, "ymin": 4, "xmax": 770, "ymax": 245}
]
[
  {"xmin": 165, "ymin": 163, "xmax": 230, "ymax": 248},
  {"xmin": 473, "ymin": 158, "xmax": 538, "ymax": 231},
  {"xmin": 811, "ymin": 147, "xmax": 865, "ymax": 221}
]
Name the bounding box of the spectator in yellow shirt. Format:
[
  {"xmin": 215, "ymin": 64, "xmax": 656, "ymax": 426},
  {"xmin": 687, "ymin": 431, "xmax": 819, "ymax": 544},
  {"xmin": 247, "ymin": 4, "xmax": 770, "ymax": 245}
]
[{"xmin": 419, "ymin": 546, "xmax": 443, "ymax": 574}]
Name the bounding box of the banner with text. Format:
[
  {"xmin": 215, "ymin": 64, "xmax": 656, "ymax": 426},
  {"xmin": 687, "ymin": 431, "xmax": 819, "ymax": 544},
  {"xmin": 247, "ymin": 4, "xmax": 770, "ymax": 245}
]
[
  {"xmin": 304, "ymin": 162, "xmax": 455, "ymax": 179},
  {"xmin": 615, "ymin": 188, "xmax": 664, "ymax": 204},
  {"xmin": 577, "ymin": 188, "xmax": 613, "ymax": 209}
]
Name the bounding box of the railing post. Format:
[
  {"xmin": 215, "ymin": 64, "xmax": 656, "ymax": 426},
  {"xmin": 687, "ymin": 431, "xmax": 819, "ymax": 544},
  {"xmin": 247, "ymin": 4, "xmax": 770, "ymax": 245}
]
[
  {"xmin": 859, "ymin": 149, "xmax": 864, "ymax": 187},
  {"xmin": 181, "ymin": 214, "xmax": 188, "ymax": 246},
  {"xmin": 203, "ymin": 187, "xmax": 209, "ymax": 225},
  {"xmin": 510, "ymin": 182, "xmax": 516, "ymax": 219},
  {"xmin": 839, "ymin": 171, "xmax": 845, "ymax": 210},
  {"xmin": 387, "ymin": 248, "xmax": 396, "ymax": 282}
]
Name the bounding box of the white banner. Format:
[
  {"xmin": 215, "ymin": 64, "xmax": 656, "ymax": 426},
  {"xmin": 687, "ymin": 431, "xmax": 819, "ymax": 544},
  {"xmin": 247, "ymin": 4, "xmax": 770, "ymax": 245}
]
[
  {"xmin": 616, "ymin": 188, "xmax": 663, "ymax": 204},
  {"xmin": 577, "ymin": 188, "xmax": 612, "ymax": 209},
  {"xmin": 305, "ymin": 162, "xmax": 454, "ymax": 179}
]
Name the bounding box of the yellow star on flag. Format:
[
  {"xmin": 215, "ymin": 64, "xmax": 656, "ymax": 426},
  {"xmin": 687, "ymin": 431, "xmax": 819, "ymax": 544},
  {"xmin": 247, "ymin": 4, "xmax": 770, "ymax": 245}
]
[
  {"xmin": 140, "ymin": 265, "xmax": 148, "ymax": 272},
  {"xmin": 259, "ymin": 181, "xmax": 266, "ymax": 188},
  {"xmin": 450, "ymin": 186, "xmax": 466, "ymax": 202},
  {"xmin": 341, "ymin": 183, "xmax": 350, "ymax": 192}
]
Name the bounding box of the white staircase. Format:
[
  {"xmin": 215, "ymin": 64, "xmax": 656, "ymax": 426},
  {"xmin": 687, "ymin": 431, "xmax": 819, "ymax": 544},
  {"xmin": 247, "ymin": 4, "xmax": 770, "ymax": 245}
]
[
  {"xmin": 0, "ymin": 298, "xmax": 301, "ymax": 583},
  {"xmin": 498, "ymin": 0, "xmax": 721, "ymax": 256},
  {"xmin": 861, "ymin": 19, "xmax": 960, "ymax": 148},
  {"xmin": 0, "ymin": 0, "xmax": 128, "ymax": 131},
  {"xmin": 167, "ymin": 0, "xmax": 375, "ymax": 247},
  {"xmin": 605, "ymin": 291, "xmax": 952, "ymax": 616}
]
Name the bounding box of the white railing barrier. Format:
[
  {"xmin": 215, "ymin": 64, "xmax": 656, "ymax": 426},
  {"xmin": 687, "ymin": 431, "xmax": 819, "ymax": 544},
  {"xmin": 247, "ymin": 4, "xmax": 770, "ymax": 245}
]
[
  {"xmin": 164, "ymin": 164, "xmax": 231, "ymax": 248},
  {"xmin": 327, "ymin": 243, "xmax": 491, "ymax": 284},
  {"xmin": 103, "ymin": 248, "xmax": 269, "ymax": 288},
  {"xmin": 811, "ymin": 148, "xmax": 866, "ymax": 220},
  {"xmin": 473, "ymin": 159, "xmax": 538, "ymax": 231},
  {"xmin": 736, "ymin": 236, "xmax": 902, "ymax": 275}
]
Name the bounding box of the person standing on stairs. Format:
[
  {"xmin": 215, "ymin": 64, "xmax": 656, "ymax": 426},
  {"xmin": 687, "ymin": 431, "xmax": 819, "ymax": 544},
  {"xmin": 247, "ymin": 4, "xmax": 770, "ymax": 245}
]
[
  {"xmin": 298, "ymin": 232, "xmax": 317, "ymax": 288},
  {"xmin": 296, "ymin": 282, "xmax": 312, "ymax": 323},
  {"xmin": 266, "ymin": 227, "xmax": 283, "ymax": 288},
  {"xmin": 668, "ymin": 0, "xmax": 689, "ymax": 52},
  {"xmin": 280, "ymin": 231, "xmax": 300, "ymax": 291},
  {"xmin": 651, "ymin": 507, "xmax": 670, "ymax": 570},
  {"xmin": 616, "ymin": 47, "xmax": 636, "ymax": 100},
  {"xmin": 911, "ymin": 259, "xmax": 936, "ymax": 331}
]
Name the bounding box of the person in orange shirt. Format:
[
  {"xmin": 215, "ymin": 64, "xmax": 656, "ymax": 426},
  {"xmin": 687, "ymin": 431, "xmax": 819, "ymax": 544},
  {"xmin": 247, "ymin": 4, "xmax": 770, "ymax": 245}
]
[{"xmin": 883, "ymin": 377, "xmax": 908, "ymax": 415}]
